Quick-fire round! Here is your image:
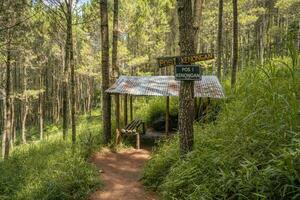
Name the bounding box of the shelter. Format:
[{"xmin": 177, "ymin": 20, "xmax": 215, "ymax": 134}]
[{"xmin": 106, "ymin": 75, "xmax": 225, "ymax": 147}]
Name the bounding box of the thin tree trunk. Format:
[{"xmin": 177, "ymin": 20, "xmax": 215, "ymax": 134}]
[
  {"xmin": 177, "ymin": 0, "xmax": 196, "ymax": 156},
  {"xmin": 2, "ymin": 96, "xmax": 7, "ymax": 158},
  {"xmin": 21, "ymin": 64, "xmax": 28, "ymax": 144},
  {"xmin": 100, "ymin": 0, "xmax": 112, "ymax": 144},
  {"xmin": 3, "ymin": 38, "xmax": 11, "ymax": 159},
  {"xmin": 39, "ymin": 74, "xmax": 44, "ymax": 140},
  {"xmin": 217, "ymin": 0, "xmax": 223, "ymax": 80},
  {"xmin": 259, "ymin": 18, "xmax": 265, "ymax": 65},
  {"xmin": 62, "ymin": 8, "xmax": 70, "ymax": 140},
  {"xmin": 67, "ymin": 0, "xmax": 76, "ymax": 144},
  {"xmin": 193, "ymin": 0, "xmax": 204, "ymax": 52},
  {"xmin": 112, "ymin": 0, "xmax": 120, "ymax": 134},
  {"xmin": 231, "ymin": 0, "xmax": 238, "ymax": 88}
]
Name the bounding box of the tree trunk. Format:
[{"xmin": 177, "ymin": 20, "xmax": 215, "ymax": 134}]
[
  {"xmin": 177, "ymin": 0, "xmax": 196, "ymax": 156},
  {"xmin": 100, "ymin": 0, "xmax": 112, "ymax": 144},
  {"xmin": 217, "ymin": 0, "xmax": 223, "ymax": 80},
  {"xmin": 2, "ymin": 96, "xmax": 7, "ymax": 158},
  {"xmin": 259, "ymin": 17, "xmax": 265, "ymax": 65},
  {"xmin": 67, "ymin": 0, "xmax": 76, "ymax": 144},
  {"xmin": 62, "ymin": 5, "xmax": 71, "ymax": 140},
  {"xmin": 39, "ymin": 73, "xmax": 44, "ymax": 140},
  {"xmin": 3, "ymin": 38, "xmax": 12, "ymax": 159},
  {"xmin": 21, "ymin": 64, "xmax": 28, "ymax": 144},
  {"xmin": 112, "ymin": 0, "xmax": 120, "ymax": 134},
  {"xmin": 193, "ymin": 0, "xmax": 204, "ymax": 52},
  {"xmin": 231, "ymin": 0, "xmax": 238, "ymax": 88}
]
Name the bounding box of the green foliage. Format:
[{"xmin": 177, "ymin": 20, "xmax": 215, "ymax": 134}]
[
  {"xmin": 0, "ymin": 112, "xmax": 102, "ymax": 200},
  {"xmin": 135, "ymin": 97, "xmax": 178, "ymax": 124},
  {"xmin": 142, "ymin": 58, "xmax": 300, "ymax": 199},
  {"xmin": 142, "ymin": 137, "xmax": 180, "ymax": 190}
]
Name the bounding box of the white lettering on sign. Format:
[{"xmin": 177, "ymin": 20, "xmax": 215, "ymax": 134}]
[
  {"xmin": 182, "ymin": 67, "xmax": 191, "ymax": 72},
  {"xmin": 175, "ymin": 65, "xmax": 202, "ymax": 81}
]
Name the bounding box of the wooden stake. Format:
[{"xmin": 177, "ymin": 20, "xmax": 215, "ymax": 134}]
[{"xmin": 130, "ymin": 95, "xmax": 133, "ymax": 121}]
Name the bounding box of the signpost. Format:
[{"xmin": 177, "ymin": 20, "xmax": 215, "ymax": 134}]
[
  {"xmin": 157, "ymin": 53, "xmax": 214, "ymax": 68},
  {"xmin": 156, "ymin": 53, "xmax": 214, "ymax": 140},
  {"xmin": 175, "ymin": 65, "xmax": 202, "ymax": 81}
]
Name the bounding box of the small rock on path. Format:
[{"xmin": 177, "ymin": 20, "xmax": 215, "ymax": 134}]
[{"xmin": 89, "ymin": 148, "xmax": 158, "ymax": 200}]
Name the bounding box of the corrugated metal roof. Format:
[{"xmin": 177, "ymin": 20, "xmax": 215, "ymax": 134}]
[{"xmin": 106, "ymin": 76, "xmax": 225, "ymax": 99}]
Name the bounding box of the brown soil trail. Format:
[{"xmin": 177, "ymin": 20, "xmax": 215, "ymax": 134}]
[{"xmin": 89, "ymin": 148, "xmax": 158, "ymax": 200}]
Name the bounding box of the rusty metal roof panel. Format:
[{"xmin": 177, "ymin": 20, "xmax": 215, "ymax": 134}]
[{"xmin": 106, "ymin": 76, "xmax": 225, "ymax": 98}]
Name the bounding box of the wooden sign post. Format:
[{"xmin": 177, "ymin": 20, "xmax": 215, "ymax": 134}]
[{"xmin": 157, "ymin": 53, "xmax": 214, "ymax": 151}]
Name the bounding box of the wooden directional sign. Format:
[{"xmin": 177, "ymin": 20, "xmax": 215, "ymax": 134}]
[
  {"xmin": 157, "ymin": 53, "xmax": 214, "ymax": 68},
  {"xmin": 175, "ymin": 65, "xmax": 202, "ymax": 81}
]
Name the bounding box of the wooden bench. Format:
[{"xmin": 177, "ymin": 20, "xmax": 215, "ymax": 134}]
[{"xmin": 116, "ymin": 119, "xmax": 145, "ymax": 149}]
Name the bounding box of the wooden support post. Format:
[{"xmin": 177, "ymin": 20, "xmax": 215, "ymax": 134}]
[
  {"xmin": 130, "ymin": 95, "xmax": 133, "ymax": 121},
  {"xmin": 124, "ymin": 94, "xmax": 128, "ymax": 126},
  {"xmin": 165, "ymin": 96, "xmax": 170, "ymax": 136},
  {"xmin": 136, "ymin": 132, "xmax": 140, "ymax": 149},
  {"xmin": 115, "ymin": 94, "xmax": 120, "ymax": 145}
]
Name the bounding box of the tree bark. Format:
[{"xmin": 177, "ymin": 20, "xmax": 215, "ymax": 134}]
[
  {"xmin": 112, "ymin": 0, "xmax": 120, "ymax": 134},
  {"xmin": 62, "ymin": 2, "xmax": 71, "ymax": 140},
  {"xmin": 100, "ymin": 0, "xmax": 112, "ymax": 144},
  {"xmin": 3, "ymin": 37, "xmax": 12, "ymax": 159},
  {"xmin": 177, "ymin": 0, "xmax": 196, "ymax": 156},
  {"xmin": 217, "ymin": 0, "xmax": 223, "ymax": 80},
  {"xmin": 39, "ymin": 71, "xmax": 44, "ymax": 140},
  {"xmin": 193, "ymin": 0, "xmax": 204, "ymax": 52},
  {"xmin": 21, "ymin": 64, "xmax": 28, "ymax": 144},
  {"xmin": 67, "ymin": 0, "xmax": 76, "ymax": 144},
  {"xmin": 231, "ymin": 0, "xmax": 238, "ymax": 88}
]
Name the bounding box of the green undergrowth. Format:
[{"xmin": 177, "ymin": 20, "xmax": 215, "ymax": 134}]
[
  {"xmin": 0, "ymin": 110, "xmax": 102, "ymax": 200},
  {"xmin": 135, "ymin": 97, "xmax": 179, "ymax": 124},
  {"xmin": 142, "ymin": 56, "xmax": 300, "ymax": 199}
]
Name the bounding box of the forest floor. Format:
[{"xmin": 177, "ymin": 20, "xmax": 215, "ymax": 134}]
[{"xmin": 89, "ymin": 147, "xmax": 158, "ymax": 200}]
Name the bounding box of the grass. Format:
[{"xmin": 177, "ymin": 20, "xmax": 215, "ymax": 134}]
[
  {"xmin": 0, "ymin": 110, "xmax": 103, "ymax": 200},
  {"xmin": 142, "ymin": 56, "xmax": 300, "ymax": 199}
]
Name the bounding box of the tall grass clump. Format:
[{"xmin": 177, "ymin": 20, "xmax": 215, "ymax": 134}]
[
  {"xmin": 143, "ymin": 56, "xmax": 300, "ymax": 199},
  {"xmin": 0, "ymin": 111, "xmax": 102, "ymax": 200},
  {"xmin": 142, "ymin": 136, "xmax": 180, "ymax": 189}
]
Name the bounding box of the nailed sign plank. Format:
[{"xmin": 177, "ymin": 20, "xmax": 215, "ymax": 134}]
[
  {"xmin": 157, "ymin": 53, "xmax": 214, "ymax": 68},
  {"xmin": 175, "ymin": 65, "xmax": 202, "ymax": 81}
]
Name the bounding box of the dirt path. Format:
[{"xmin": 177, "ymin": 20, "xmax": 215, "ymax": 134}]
[{"xmin": 89, "ymin": 148, "xmax": 158, "ymax": 200}]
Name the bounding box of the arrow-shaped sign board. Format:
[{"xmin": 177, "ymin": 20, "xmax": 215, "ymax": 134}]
[{"xmin": 157, "ymin": 53, "xmax": 214, "ymax": 68}]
